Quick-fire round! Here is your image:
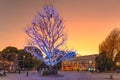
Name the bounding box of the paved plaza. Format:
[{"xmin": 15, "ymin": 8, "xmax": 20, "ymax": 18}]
[{"xmin": 0, "ymin": 71, "xmax": 120, "ymax": 80}]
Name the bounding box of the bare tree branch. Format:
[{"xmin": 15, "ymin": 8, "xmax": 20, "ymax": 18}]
[{"xmin": 25, "ymin": 5, "xmax": 76, "ymax": 66}]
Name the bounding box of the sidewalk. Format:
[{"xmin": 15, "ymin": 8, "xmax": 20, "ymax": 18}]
[
  {"xmin": 90, "ymin": 72, "xmax": 120, "ymax": 80},
  {"xmin": 0, "ymin": 71, "xmax": 120, "ymax": 80}
]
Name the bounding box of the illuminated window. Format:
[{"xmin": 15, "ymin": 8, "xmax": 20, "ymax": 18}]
[
  {"xmin": 89, "ymin": 60, "xmax": 92, "ymax": 64},
  {"xmin": 72, "ymin": 61, "xmax": 74, "ymax": 64},
  {"xmin": 64, "ymin": 61, "xmax": 66, "ymax": 64},
  {"xmin": 68, "ymin": 61, "xmax": 71, "ymax": 65}
]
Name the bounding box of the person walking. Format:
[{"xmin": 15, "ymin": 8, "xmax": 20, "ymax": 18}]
[{"xmin": 26, "ymin": 69, "xmax": 29, "ymax": 77}]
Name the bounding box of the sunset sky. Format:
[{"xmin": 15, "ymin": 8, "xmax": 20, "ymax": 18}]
[{"xmin": 0, "ymin": 0, "xmax": 120, "ymax": 55}]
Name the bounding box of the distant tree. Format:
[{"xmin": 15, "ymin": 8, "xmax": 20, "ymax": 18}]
[
  {"xmin": 0, "ymin": 52, "xmax": 3, "ymax": 70},
  {"xmin": 18, "ymin": 49, "xmax": 28, "ymax": 69},
  {"xmin": 35, "ymin": 59, "xmax": 43, "ymax": 70},
  {"xmin": 25, "ymin": 4, "xmax": 76, "ymax": 74},
  {"xmin": 99, "ymin": 28, "xmax": 120, "ymax": 60},
  {"xmin": 115, "ymin": 51, "xmax": 120, "ymax": 62},
  {"xmin": 1, "ymin": 46, "xmax": 18, "ymax": 61},
  {"xmin": 96, "ymin": 51, "xmax": 114, "ymax": 72},
  {"xmin": 18, "ymin": 49, "xmax": 42, "ymax": 69},
  {"xmin": 0, "ymin": 52, "xmax": 2, "ymax": 60}
]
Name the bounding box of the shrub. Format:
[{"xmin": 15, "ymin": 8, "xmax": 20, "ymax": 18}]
[
  {"xmin": 52, "ymin": 69, "xmax": 58, "ymax": 75},
  {"xmin": 42, "ymin": 70, "xmax": 50, "ymax": 75},
  {"xmin": 41, "ymin": 69, "xmax": 58, "ymax": 75}
]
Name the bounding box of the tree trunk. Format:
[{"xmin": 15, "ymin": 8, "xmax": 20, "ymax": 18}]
[{"xmin": 49, "ymin": 65, "xmax": 54, "ymax": 75}]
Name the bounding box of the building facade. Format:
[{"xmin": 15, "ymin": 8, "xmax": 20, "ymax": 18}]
[{"xmin": 61, "ymin": 54, "xmax": 97, "ymax": 71}]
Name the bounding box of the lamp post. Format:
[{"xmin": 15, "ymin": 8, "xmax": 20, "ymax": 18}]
[
  {"xmin": 23, "ymin": 55, "xmax": 25, "ymax": 70},
  {"xmin": 89, "ymin": 60, "xmax": 92, "ymax": 72},
  {"xmin": 116, "ymin": 62, "xmax": 120, "ymax": 73},
  {"xmin": 116, "ymin": 62, "xmax": 120, "ymax": 67}
]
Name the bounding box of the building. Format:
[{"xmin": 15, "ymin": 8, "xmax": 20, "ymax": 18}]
[{"xmin": 61, "ymin": 54, "xmax": 97, "ymax": 71}]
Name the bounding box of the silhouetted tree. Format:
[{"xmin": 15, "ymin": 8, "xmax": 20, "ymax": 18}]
[
  {"xmin": 99, "ymin": 28, "xmax": 120, "ymax": 60},
  {"xmin": 115, "ymin": 51, "xmax": 120, "ymax": 69},
  {"xmin": 1, "ymin": 46, "xmax": 18, "ymax": 61},
  {"xmin": 96, "ymin": 51, "xmax": 114, "ymax": 72}
]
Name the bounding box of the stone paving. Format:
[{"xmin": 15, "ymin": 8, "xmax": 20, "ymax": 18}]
[{"xmin": 0, "ymin": 71, "xmax": 120, "ymax": 80}]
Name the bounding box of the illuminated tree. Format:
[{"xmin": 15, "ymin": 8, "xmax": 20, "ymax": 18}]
[{"xmin": 24, "ymin": 4, "xmax": 76, "ymax": 68}]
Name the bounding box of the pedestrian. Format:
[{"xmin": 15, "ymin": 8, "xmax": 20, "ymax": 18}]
[
  {"xmin": 18, "ymin": 69, "xmax": 21, "ymax": 74},
  {"xmin": 26, "ymin": 70, "xmax": 29, "ymax": 77},
  {"xmin": 3, "ymin": 70, "xmax": 6, "ymax": 76},
  {"xmin": 37, "ymin": 67, "xmax": 39, "ymax": 74}
]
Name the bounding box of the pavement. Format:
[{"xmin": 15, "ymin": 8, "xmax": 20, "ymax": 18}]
[{"xmin": 0, "ymin": 71, "xmax": 120, "ymax": 80}]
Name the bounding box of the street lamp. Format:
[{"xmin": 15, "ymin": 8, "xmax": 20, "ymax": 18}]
[
  {"xmin": 23, "ymin": 55, "xmax": 25, "ymax": 70},
  {"xmin": 116, "ymin": 62, "xmax": 120, "ymax": 67},
  {"xmin": 88, "ymin": 60, "xmax": 92, "ymax": 72}
]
